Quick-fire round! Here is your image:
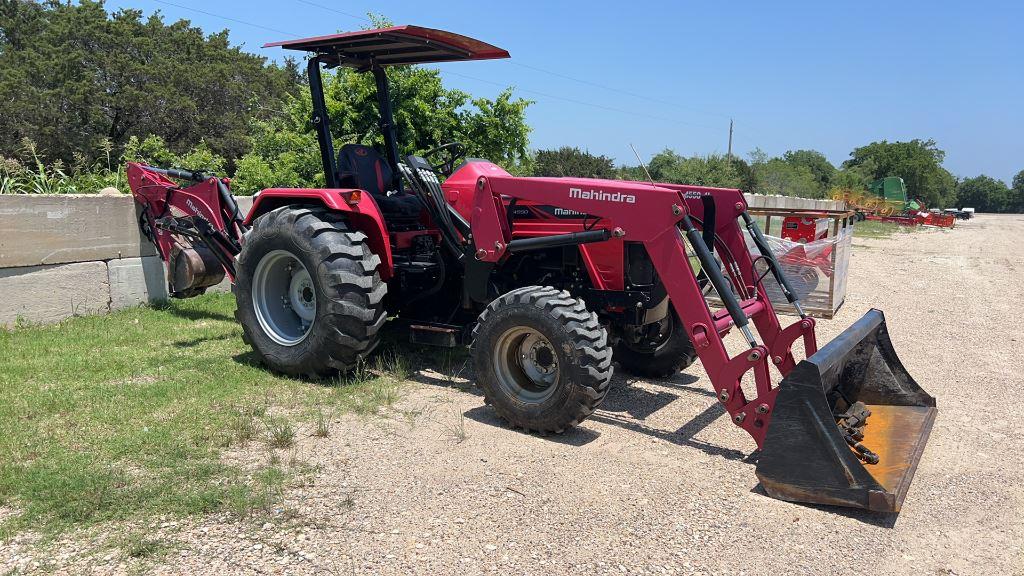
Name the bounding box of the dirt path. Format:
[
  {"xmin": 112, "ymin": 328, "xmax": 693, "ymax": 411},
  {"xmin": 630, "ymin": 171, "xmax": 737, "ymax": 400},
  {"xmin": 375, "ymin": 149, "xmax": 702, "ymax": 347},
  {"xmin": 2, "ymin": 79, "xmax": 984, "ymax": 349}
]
[{"xmin": 6, "ymin": 215, "xmax": 1024, "ymax": 575}]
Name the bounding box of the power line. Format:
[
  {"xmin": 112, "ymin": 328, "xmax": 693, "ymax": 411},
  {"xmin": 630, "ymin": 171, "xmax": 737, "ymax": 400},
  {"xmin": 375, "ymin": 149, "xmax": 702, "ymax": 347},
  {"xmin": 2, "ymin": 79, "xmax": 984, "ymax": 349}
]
[
  {"xmin": 282, "ymin": 0, "xmax": 734, "ymax": 130},
  {"xmin": 151, "ymin": 0, "xmax": 299, "ymax": 37},
  {"xmin": 439, "ymin": 69, "xmax": 720, "ymax": 132},
  {"xmin": 508, "ymin": 61, "xmax": 731, "ymax": 120},
  {"xmin": 291, "ymin": 0, "xmax": 369, "ymax": 24}
]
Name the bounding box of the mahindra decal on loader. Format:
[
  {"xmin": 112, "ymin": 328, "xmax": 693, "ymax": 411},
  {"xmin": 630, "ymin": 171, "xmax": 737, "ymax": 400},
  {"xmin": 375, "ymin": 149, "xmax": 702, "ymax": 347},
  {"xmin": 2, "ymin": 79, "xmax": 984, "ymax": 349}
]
[{"xmin": 126, "ymin": 24, "xmax": 935, "ymax": 513}]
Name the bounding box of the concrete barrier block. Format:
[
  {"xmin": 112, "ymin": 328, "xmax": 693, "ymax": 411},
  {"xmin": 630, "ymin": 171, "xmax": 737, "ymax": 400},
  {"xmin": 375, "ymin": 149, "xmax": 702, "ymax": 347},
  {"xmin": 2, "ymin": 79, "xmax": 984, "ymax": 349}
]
[
  {"xmin": 107, "ymin": 256, "xmax": 169, "ymax": 310},
  {"xmin": 209, "ymin": 278, "xmax": 233, "ymax": 294},
  {"xmin": 0, "ymin": 195, "xmax": 154, "ymax": 268},
  {"xmin": 0, "ymin": 194, "xmax": 253, "ymax": 269},
  {"xmin": 235, "ymin": 195, "xmax": 253, "ymax": 217},
  {"xmin": 0, "ymin": 261, "xmax": 110, "ymax": 327}
]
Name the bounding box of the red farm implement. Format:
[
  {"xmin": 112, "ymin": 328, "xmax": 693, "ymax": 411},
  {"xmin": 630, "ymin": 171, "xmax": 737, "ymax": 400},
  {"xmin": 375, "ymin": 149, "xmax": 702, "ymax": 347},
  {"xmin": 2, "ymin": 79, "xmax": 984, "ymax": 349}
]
[
  {"xmin": 866, "ymin": 210, "xmax": 956, "ymax": 229},
  {"xmin": 126, "ymin": 25, "xmax": 936, "ymax": 513},
  {"xmin": 834, "ymin": 177, "xmax": 955, "ymax": 229}
]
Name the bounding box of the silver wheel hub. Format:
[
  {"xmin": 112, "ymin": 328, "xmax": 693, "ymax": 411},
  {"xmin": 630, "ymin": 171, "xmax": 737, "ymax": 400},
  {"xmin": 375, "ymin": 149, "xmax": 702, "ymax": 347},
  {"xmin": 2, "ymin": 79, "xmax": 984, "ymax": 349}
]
[
  {"xmin": 252, "ymin": 250, "xmax": 316, "ymax": 346},
  {"xmin": 288, "ymin": 268, "xmax": 316, "ymax": 322},
  {"xmin": 493, "ymin": 327, "xmax": 559, "ymax": 402}
]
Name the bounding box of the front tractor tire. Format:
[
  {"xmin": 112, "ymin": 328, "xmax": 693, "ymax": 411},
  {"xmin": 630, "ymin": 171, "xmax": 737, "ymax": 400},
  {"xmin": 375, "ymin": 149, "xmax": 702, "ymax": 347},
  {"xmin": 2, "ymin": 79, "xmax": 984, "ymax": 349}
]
[
  {"xmin": 471, "ymin": 286, "xmax": 613, "ymax": 434},
  {"xmin": 233, "ymin": 206, "xmax": 386, "ymax": 378}
]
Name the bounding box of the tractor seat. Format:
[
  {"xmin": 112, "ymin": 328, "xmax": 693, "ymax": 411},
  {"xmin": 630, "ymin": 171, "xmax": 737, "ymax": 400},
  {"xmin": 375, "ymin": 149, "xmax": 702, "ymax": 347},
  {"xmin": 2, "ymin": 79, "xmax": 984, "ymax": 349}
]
[{"xmin": 337, "ymin": 144, "xmax": 422, "ymax": 221}]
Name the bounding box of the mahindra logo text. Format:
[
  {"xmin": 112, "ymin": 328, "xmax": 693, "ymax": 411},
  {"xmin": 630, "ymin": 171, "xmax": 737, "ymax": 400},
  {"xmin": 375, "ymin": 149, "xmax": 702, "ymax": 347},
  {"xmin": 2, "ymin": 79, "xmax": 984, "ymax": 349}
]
[
  {"xmin": 186, "ymin": 198, "xmax": 210, "ymax": 224},
  {"xmin": 568, "ymin": 187, "xmax": 636, "ymax": 204}
]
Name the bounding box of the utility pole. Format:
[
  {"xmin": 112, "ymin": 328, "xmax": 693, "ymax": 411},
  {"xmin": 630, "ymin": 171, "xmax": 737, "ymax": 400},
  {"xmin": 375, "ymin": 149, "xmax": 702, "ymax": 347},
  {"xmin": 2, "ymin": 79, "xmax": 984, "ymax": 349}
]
[{"xmin": 727, "ymin": 118, "xmax": 734, "ymax": 159}]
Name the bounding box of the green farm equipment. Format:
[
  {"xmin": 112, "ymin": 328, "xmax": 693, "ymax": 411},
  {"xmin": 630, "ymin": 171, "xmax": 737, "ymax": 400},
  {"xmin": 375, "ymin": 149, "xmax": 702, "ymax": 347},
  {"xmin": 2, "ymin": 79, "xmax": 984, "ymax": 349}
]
[{"xmin": 867, "ymin": 177, "xmax": 920, "ymax": 216}]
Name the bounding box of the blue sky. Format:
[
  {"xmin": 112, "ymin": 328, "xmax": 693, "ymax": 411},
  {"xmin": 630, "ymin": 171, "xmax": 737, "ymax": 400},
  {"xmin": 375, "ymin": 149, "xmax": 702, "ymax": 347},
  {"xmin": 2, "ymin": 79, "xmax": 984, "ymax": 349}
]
[{"xmin": 106, "ymin": 0, "xmax": 1023, "ymax": 183}]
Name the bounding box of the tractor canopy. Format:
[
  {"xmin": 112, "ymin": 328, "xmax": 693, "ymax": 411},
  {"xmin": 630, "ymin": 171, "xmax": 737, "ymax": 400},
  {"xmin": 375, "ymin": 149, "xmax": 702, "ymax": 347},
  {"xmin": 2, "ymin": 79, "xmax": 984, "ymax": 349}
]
[
  {"xmin": 266, "ymin": 26, "xmax": 509, "ymax": 190},
  {"xmin": 264, "ymin": 25, "xmax": 510, "ymax": 69}
]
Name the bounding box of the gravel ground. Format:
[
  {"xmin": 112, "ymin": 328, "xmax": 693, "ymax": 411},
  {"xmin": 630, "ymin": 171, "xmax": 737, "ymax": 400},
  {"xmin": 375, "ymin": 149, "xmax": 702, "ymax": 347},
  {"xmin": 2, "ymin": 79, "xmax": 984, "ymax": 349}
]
[{"xmin": 4, "ymin": 214, "xmax": 1023, "ymax": 575}]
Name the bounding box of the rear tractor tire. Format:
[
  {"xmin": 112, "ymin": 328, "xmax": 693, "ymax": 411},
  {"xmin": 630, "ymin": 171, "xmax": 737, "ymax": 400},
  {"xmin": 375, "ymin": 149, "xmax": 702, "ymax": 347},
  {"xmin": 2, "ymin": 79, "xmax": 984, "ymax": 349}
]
[
  {"xmin": 233, "ymin": 205, "xmax": 386, "ymax": 378},
  {"xmin": 471, "ymin": 286, "xmax": 613, "ymax": 434},
  {"xmin": 614, "ymin": 309, "xmax": 697, "ymax": 378}
]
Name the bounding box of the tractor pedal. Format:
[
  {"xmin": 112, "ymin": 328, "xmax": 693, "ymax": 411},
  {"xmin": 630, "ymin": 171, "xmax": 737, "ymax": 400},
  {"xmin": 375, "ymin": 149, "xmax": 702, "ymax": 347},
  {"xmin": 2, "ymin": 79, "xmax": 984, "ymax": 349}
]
[{"xmin": 409, "ymin": 323, "xmax": 461, "ymax": 347}]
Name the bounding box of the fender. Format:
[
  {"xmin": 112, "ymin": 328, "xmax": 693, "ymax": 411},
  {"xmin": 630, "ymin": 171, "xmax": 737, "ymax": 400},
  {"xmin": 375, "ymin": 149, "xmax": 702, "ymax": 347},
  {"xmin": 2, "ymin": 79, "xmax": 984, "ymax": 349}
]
[{"xmin": 246, "ymin": 188, "xmax": 394, "ymax": 280}]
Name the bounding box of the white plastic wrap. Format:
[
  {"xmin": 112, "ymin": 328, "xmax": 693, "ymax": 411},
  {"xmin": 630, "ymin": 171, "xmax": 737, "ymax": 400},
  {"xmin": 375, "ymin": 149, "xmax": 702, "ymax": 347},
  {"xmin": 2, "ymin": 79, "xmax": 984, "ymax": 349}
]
[{"xmin": 744, "ymin": 226, "xmax": 852, "ymax": 317}]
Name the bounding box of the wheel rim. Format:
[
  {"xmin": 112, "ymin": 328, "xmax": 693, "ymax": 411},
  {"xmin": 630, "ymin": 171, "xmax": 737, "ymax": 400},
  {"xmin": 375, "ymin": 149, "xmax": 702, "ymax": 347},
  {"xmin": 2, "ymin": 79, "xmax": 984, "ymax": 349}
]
[
  {"xmin": 493, "ymin": 326, "xmax": 560, "ymax": 403},
  {"xmin": 252, "ymin": 250, "xmax": 316, "ymax": 346}
]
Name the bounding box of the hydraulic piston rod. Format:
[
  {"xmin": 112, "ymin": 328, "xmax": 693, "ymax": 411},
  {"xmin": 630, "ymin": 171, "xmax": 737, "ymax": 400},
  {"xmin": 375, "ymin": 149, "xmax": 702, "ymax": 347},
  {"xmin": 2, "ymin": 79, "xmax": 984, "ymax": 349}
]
[{"xmin": 679, "ymin": 214, "xmax": 757, "ymax": 348}]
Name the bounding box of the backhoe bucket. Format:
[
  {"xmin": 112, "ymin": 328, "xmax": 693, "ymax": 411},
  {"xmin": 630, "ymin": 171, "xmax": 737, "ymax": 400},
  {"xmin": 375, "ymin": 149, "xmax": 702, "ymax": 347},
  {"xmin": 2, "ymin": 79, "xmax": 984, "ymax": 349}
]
[{"xmin": 755, "ymin": 309, "xmax": 936, "ymax": 512}]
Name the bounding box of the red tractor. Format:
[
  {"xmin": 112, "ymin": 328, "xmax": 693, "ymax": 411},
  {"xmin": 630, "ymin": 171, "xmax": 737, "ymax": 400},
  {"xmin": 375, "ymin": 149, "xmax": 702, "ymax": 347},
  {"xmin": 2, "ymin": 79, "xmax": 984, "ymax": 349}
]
[{"xmin": 127, "ymin": 26, "xmax": 936, "ymax": 513}]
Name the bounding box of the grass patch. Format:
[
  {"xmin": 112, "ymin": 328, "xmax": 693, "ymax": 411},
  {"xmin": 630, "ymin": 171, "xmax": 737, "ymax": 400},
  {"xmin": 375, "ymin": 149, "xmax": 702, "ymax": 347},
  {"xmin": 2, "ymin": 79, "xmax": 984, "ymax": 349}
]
[
  {"xmin": 334, "ymin": 379, "xmax": 400, "ymax": 416},
  {"xmin": 375, "ymin": 349, "xmax": 410, "ymax": 381},
  {"xmin": 852, "ymin": 219, "xmax": 916, "ymax": 239},
  {"xmin": 0, "ymin": 292, "xmax": 405, "ymax": 538},
  {"xmin": 121, "ymin": 532, "xmax": 172, "ymax": 559},
  {"xmin": 441, "ymin": 412, "xmax": 468, "ymax": 444},
  {"xmin": 265, "ymin": 418, "xmax": 296, "ymax": 449},
  {"xmin": 312, "ymin": 408, "xmax": 331, "ymax": 438}
]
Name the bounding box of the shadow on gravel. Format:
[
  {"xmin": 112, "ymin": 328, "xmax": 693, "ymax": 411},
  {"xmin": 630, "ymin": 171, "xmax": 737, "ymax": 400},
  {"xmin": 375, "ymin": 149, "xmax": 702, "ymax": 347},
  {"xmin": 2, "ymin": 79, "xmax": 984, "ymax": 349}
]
[
  {"xmin": 587, "ymin": 371, "xmax": 753, "ymax": 462},
  {"xmin": 590, "ymin": 401, "xmax": 753, "ymax": 463},
  {"xmin": 747, "ymin": 485, "xmax": 900, "ymax": 528},
  {"xmin": 462, "ymin": 405, "xmax": 602, "ymax": 447},
  {"xmin": 409, "ymin": 371, "xmax": 483, "ymax": 397},
  {"xmin": 635, "ymin": 372, "xmax": 707, "ymax": 393}
]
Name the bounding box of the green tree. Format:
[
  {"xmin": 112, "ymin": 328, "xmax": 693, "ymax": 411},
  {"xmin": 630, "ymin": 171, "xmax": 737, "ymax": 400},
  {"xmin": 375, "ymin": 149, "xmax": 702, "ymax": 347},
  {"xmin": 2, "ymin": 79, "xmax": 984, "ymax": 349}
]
[
  {"xmin": 233, "ymin": 65, "xmax": 531, "ymax": 194},
  {"xmin": 533, "ymin": 147, "xmax": 615, "ymax": 178},
  {"xmin": 634, "ymin": 147, "xmax": 741, "ymax": 186},
  {"xmin": 729, "ymin": 156, "xmax": 758, "ymax": 193},
  {"xmin": 643, "ymin": 149, "xmax": 684, "ymax": 181},
  {"xmin": 956, "ymin": 175, "xmax": 1010, "ymax": 213},
  {"xmin": 832, "ymin": 159, "xmax": 877, "ymax": 191},
  {"xmin": 842, "ymin": 139, "xmax": 957, "ymax": 207},
  {"xmin": 748, "ymin": 149, "xmax": 821, "ymax": 198},
  {"xmin": 782, "ymin": 149, "xmax": 835, "ymax": 194},
  {"xmin": 0, "ymin": 0, "xmax": 298, "ymax": 166},
  {"xmin": 1009, "ymin": 170, "xmax": 1024, "ymax": 213},
  {"xmin": 624, "ymin": 149, "xmax": 744, "ymax": 188}
]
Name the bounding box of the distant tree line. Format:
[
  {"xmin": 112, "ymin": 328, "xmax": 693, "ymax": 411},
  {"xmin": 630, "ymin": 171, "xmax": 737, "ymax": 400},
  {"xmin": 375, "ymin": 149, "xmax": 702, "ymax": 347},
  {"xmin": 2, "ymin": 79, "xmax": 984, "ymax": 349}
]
[{"xmin": 533, "ymin": 143, "xmax": 1023, "ymax": 213}]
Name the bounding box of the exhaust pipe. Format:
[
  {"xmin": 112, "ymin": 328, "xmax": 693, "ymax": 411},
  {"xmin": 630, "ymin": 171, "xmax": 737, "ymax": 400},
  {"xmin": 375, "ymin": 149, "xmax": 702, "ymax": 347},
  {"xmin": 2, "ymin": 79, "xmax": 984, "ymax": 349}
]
[{"xmin": 755, "ymin": 309, "xmax": 937, "ymax": 512}]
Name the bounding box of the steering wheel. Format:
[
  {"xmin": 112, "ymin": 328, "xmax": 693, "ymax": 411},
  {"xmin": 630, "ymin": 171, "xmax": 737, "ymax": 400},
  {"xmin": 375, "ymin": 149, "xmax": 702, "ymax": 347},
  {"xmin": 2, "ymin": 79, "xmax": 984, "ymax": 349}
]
[{"xmin": 421, "ymin": 142, "xmax": 467, "ymax": 177}]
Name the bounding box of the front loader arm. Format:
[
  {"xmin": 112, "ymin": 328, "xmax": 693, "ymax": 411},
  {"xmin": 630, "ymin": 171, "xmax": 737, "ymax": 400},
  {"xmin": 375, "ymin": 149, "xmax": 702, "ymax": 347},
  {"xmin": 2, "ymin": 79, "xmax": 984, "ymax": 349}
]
[
  {"xmin": 473, "ymin": 174, "xmax": 815, "ymax": 447},
  {"xmin": 474, "ymin": 173, "xmax": 936, "ymax": 513}
]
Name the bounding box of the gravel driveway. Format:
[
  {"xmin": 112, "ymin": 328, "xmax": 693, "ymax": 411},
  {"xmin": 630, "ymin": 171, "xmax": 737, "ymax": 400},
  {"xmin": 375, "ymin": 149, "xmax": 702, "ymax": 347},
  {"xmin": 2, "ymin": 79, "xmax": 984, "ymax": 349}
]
[{"xmin": 5, "ymin": 214, "xmax": 1022, "ymax": 575}]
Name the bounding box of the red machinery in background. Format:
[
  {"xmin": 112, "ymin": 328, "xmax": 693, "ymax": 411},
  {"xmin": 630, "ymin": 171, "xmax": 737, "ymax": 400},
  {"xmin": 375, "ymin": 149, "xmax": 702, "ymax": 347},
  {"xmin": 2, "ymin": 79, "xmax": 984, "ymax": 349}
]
[
  {"xmin": 866, "ymin": 208, "xmax": 956, "ymax": 229},
  {"xmin": 781, "ymin": 215, "xmax": 829, "ymax": 243}
]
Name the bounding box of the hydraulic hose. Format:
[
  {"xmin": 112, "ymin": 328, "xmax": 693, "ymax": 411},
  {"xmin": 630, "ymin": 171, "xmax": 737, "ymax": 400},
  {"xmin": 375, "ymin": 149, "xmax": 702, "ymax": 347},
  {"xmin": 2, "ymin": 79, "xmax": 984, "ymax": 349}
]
[
  {"xmin": 680, "ymin": 214, "xmax": 757, "ymax": 348},
  {"xmin": 740, "ymin": 212, "xmax": 807, "ymax": 318},
  {"xmin": 143, "ymin": 165, "xmax": 205, "ymax": 182}
]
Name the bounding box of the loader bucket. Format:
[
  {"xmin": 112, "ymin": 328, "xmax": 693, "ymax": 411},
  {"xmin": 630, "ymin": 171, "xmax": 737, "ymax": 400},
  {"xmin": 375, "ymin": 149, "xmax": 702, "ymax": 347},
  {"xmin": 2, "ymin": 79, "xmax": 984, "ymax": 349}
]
[{"xmin": 755, "ymin": 309, "xmax": 936, "ymax": 512}]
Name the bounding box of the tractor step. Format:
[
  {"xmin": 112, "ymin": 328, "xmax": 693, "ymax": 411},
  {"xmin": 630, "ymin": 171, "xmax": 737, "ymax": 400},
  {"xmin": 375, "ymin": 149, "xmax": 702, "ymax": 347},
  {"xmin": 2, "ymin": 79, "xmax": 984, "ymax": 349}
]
[{"xmin": 409, "ymin": 323, "xmax": 463, "ymax": 347}]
